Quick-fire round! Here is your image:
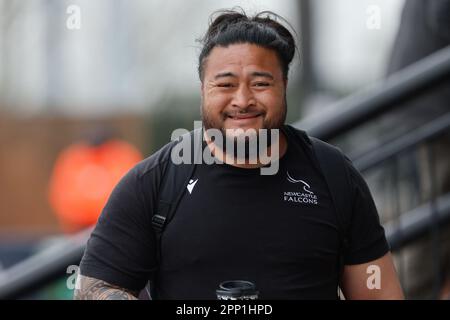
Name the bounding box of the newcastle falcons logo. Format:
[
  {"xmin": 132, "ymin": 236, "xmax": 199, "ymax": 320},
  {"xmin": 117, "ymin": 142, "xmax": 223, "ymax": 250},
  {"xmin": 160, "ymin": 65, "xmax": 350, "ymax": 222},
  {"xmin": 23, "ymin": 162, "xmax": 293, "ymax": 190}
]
[
  {"xmin": 286, "ymin": 171, "xmax": 313, "ymax": 194},
  {"xmin": 284, "ymin": 171, "xmax": 318, "ymax": 205}
]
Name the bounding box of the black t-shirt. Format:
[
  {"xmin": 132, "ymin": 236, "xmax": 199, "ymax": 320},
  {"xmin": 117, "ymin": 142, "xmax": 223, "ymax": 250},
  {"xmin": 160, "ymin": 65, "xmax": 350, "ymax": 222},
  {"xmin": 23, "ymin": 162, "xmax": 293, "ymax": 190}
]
[{"xmin": 80, "ymin": 126, "xmax": 389, "ymax": 299}]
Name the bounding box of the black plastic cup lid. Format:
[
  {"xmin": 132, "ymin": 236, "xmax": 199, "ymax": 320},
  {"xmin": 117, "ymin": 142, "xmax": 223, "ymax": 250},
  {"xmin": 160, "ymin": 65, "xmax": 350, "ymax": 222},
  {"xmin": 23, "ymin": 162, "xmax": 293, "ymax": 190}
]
[{"xmin": 216, "ymin": 280, "xmax": 259, "ymax": 298}]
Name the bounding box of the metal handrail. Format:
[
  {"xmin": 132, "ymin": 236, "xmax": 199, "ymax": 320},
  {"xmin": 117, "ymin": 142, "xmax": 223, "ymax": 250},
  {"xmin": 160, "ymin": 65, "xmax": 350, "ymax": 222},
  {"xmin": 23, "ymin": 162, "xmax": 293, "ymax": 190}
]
[
  {"xmin": 385, "ymin": 193, "xmax": 450, "ymax": 252},
  {"xmin": 351, "ymin": 112, "xmax": 450, "ymax": 173},
  {"xmin": 0, "ymin": 228, "xmax": 92, "ymax": 300},
  {"xmin": 293, "ymin": 45, "xmax": 450, "ymax": 141}
]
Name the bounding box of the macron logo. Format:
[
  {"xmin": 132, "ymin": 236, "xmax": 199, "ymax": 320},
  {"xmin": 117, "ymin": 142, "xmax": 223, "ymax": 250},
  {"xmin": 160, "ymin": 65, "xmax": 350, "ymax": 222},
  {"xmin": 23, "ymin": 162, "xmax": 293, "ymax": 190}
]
[{"xmin": 187, "ymin": 179, "xmax": 198, "ymax": 194}]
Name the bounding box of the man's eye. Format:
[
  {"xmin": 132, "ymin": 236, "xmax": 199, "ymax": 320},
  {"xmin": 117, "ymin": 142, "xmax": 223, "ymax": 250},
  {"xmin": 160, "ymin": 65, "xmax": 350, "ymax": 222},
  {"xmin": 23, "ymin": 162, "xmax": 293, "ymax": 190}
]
[
  {"xmin": 217, "ymin": 83, "xmax": 234, "ymax": 88},
  {"xmin": 253, "ymin": 82, "xmax": 270, "ymax": 87}
]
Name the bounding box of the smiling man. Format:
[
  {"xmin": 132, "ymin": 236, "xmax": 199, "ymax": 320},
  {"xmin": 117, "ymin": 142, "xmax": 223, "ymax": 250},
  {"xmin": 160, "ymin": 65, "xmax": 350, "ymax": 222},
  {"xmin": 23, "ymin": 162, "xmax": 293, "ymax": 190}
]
[{"xmin": 75, "ymin": 9, "xmax": 404, "ymax": 300}]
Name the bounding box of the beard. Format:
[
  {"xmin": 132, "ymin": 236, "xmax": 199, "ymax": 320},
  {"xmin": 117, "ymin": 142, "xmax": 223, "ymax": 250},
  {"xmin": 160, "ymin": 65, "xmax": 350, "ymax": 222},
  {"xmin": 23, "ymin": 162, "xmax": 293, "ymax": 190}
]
[{"xmin": 201, "ymin": 97, "xmax": 287, "ymax": 160}]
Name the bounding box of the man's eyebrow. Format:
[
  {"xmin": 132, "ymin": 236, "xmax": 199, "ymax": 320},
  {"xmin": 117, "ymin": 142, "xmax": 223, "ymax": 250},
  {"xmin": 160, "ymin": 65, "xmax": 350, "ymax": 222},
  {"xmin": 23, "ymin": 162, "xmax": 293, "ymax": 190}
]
[
  {"xmin": 214, "ymin": 72, "xmax": 237, "ymax": 80},
  {"xmin": 213, "ymin": 71, "xmax": 275, "ymax": 80},
  {"xmin": 251, "ymin": 71, "xmax": 274, "ymax": 80}
]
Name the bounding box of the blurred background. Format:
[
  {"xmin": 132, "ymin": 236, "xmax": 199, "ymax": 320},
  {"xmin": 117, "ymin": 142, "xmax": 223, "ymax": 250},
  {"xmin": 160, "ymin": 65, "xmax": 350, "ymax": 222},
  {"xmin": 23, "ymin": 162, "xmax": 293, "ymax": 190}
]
[{"xmin": 0, "ymin": 0, "xmax": 449, "ymax": 299}]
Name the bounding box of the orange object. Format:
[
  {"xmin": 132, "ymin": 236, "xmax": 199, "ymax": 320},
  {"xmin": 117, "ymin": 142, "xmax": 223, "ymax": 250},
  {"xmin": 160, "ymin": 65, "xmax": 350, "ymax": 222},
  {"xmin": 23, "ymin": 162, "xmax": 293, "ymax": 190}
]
[{"xmin": 49, "ymin": 139, "xmax": 143, "ymax": 232}]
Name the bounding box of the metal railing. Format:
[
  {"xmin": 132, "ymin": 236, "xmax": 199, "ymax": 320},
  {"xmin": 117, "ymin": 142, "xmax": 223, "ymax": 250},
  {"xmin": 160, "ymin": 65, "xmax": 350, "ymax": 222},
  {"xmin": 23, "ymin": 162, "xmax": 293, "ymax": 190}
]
[
  {"xmin": 0, "ymin": 228, "xmax": 91, "ymax": 299},
  {"xmin": 347, "ymin": 113, "xmax": 450, "ymax": 250},
  {"xmin": 349, "ymin": 113, "xmax": 450, "ymax": 298},
  {"xmin": 351, "ymin": 113, "xmax": 450, "ymax": 172},
  {"xmin": 385, "ymin": 193, "xmax": 450, "ymax": 252},
  {"xmin": 293, "ymin": 45, "xmax": 450, "ymax": 141}
]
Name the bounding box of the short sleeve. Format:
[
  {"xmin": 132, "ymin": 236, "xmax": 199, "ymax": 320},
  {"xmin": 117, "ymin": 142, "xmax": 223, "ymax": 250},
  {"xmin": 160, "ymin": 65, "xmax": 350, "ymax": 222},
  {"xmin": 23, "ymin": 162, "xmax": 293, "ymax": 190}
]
[
  {"xmin": 343, "ymin": 160, "xmax": 390, "ymax": 265},
  {"xmin": 79, "ymin": 162, "xmax": 158, "ymax": 291}
]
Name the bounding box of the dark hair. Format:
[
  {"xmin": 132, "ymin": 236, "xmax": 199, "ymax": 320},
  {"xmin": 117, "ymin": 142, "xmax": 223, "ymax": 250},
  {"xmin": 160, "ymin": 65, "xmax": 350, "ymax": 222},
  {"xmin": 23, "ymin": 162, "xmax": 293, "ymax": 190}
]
[{"xmin": 197, "ymin": 8, "xmax": 297, "ymax": 81}]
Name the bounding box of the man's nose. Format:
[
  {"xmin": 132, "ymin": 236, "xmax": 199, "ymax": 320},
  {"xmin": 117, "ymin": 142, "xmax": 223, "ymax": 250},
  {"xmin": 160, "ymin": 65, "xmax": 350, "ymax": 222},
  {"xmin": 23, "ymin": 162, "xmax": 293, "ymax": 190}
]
[{"xmin": 231, "ymin": 84, "xmax": 256, "ymax": 109}]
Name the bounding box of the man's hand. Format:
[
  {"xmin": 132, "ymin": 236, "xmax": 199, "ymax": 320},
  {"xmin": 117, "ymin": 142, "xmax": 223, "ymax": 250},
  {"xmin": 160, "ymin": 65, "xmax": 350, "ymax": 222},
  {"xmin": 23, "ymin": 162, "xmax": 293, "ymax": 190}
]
[
  {"xmin": 341, "ymin": 252, "xmax": 404, "ymax": 299},
  {"xmin": 73, "ymin": 274, "xmax": 139, "ymax": 300}
]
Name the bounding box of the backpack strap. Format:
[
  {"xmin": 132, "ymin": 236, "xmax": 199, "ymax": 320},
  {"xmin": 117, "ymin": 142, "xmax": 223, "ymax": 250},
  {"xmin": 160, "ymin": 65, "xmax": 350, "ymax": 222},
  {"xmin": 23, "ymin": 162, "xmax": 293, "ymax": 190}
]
[
  {"xmin": 152, "ymin": 128, "xmax": 202, "ymax": 258},
  {"xmin": 309, "ymin": 137, "xmax": 352, "ymax": 289},
  {"xmin": 284, "ymin": 125, "xmax": 352, "ymax": 295},
  {"xmin": 146, "ymin": 128, "xmax": 202, "ymax": 299}
]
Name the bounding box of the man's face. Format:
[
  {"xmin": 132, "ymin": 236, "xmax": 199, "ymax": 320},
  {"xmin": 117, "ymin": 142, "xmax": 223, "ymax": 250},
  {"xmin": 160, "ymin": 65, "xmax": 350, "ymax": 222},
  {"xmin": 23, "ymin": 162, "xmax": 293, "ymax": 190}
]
[{"xmin": 201, "ymin": 43, "xmax": 287, "ymax": 139}]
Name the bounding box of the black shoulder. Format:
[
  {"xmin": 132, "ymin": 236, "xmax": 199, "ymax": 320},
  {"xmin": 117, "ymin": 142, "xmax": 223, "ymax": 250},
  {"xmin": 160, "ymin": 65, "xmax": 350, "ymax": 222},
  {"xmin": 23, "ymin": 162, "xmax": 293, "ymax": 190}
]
[
  {"xmin": 131, "ymin": 139, "xmax": 178, "ymax": 180},
  {"xmin": 131, "ymin": 128, "xmax": 201, "ymax": 181}
]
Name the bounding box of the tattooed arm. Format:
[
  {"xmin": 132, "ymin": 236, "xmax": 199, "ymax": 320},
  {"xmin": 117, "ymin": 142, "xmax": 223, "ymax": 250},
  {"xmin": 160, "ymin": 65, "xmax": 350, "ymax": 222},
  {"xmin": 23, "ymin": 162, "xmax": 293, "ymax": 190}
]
[{"xmin": 73, "ymin": 274, "xmax": 139, "ymax": 300}]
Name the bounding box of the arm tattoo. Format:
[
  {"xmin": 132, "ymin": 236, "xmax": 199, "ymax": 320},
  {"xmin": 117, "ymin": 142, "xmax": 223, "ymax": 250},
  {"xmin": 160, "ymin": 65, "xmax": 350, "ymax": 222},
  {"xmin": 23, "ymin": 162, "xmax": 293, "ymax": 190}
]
[{"xmin": 73, "ymin": 274, "xmax": 139, "ymax": 300}]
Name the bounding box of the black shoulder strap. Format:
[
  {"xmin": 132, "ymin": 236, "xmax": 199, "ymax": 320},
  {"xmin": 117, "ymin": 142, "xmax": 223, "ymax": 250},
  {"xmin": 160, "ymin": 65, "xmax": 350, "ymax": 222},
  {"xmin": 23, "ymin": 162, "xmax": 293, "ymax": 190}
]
[
  {"xmin": 284, "ymin": 125, "xmax": 351, "ymax": 291},
  {"xmin": 152, "ymin": 128, "xmax": 202, "ymax": 256},
  {"xmin": 151, "ymin": 160, "xmax": 197, "ymax": 247},
  {"xmin": 310, "ymin": 137, "xmax": 351, "ymax": 246},
  {"xmin": 146, "ymin": 129, "xmax": 201, "ymax": 299},
  {"xmin": 309, "ymin": 136, "xmax": 352, "ymax": 290}
]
